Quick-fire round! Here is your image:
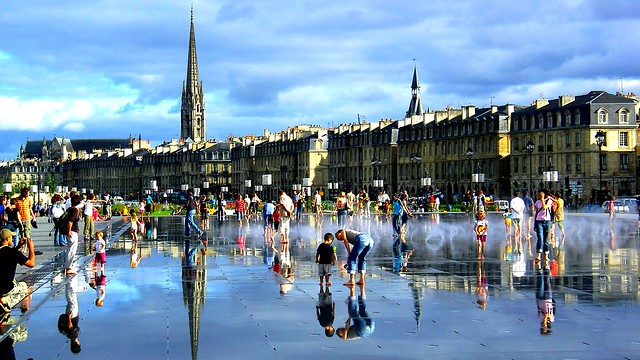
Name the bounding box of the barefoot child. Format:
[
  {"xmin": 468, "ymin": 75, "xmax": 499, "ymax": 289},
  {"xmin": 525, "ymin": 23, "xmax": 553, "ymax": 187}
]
[
  {"xmin": 130, "ymin": 213, "xmax": 139, "ymax": 241},
  {"xmin": 94, "ymin": 231, "xmax": 106, "ymax": 274},
  {"xmin": 316, "ymin": 233, "xmax": 336, "ymax": 286},
  {"xmin": 474, "ymin": 211, "xmax": 488, "ymax": 260}
]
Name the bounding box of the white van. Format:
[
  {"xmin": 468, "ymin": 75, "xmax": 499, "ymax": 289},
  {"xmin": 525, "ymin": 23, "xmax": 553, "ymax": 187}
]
[
  {"xmin": 112, "ymin": 196, "xmax": 124, "ymax": 203},
  {"xmin": 617, "ymin": 197, "xmax": 638, "ymax": 213},
  {"xmin": 495, "ymin": 200, "xmax": 510, "ymax": 211}
]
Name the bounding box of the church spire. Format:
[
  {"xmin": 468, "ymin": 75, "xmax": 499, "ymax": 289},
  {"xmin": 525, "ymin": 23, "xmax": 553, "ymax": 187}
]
[
  {"xmin": 181, "ymin": 6, "xmax": 206, "ymax": 142},
  {"xmin": 406, "ymin": 62, "xmax": 423, "ymax": 118}
]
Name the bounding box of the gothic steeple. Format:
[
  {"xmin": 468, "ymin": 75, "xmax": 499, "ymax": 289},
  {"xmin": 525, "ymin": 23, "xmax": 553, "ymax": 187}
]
[
  {"xmin": 406, "ymin": 63, "xmax": 423, "ymax": 118},
  {"xmin": 181, "ymin": 6, "xmax": 206, "ymax": 142}
]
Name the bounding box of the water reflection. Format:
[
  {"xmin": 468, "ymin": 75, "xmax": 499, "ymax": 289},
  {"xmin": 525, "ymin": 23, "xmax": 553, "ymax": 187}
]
[
  {"xmin": 475, "ymin": 260, "xmax": 488, "ymax": 309},
  {"xmin": 336, "ymin": 285, "xmax": 375, "ymax": 340},
  {"xmin": 315, "ymin": 285, "xmax": 335, "ymax": 337},
  {"xmin": 535, "ymin": 268, "xmax": 555, "ymax": 335},
  {"xmin": 182, "ymin": 238, "xmax": 207, "ymax": 360},
  {"xmin": 0, "ymin": 313, "xmax": 27, "ymax": 360},
  {"xmin": 58, "ymin": 278, "xmax": 81, "ymax": 353}
]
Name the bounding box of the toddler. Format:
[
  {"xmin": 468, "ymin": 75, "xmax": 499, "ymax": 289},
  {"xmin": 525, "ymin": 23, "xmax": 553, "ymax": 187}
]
[
  {"xmin": 474, "ymin": 211, "xmax": 488, "ymax": 260},
  {"xmin": 94, "ymin": 231, "xmax": 106, "ymax": 274},
  {"xmin": 316, "ymin": 233, "xmax": 337, "ymax": 286}
]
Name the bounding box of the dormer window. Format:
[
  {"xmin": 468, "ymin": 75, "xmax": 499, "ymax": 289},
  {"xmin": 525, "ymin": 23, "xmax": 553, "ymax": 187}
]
[
  {"xmin": 619, "ymin": 109, "xmax": 629, "ymax": 124},
  {"xmin": 597, "ymin": 109, "xmax": 608, "ymax": 124}
]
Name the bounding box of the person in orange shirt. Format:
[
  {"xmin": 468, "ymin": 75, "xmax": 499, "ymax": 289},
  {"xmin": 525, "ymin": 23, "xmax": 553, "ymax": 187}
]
[{"xmin": 14, "ymin": 188, "xmax": 35, "ymax": 243}]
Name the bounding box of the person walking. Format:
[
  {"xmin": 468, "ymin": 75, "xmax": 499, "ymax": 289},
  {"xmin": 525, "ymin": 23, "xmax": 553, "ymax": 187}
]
[
  {"xmin": 184, "ymin": 189, "xmax": 203, "ymax": 239},
  {"xmin": 335, "ymin": 192, "xmax": 348, "ymax": 228},
  {"xmin": 275, "ymin": 190, "xmax": 294, "ymax": 244},
  {"xmin": 313, "ymin": 189, "xmax": 322, "ymax": 221},
  {"xmin": 522, "ymin": 190, "xmax": 535, "ymax": 254},
  {"xmin": 335, "ymin": 228, "xmax": 375, "ymax": 286},
  {"xmin": 510, "ymin": 191, "xmax": 525, "ymax": 253},
  {"xmin": 14, "ymin": 188, "xmax": 35, "ymax": 245},
  {"xmin": 552, "ymin": 192, "xmax": 566, "ymax": 248},
  {"xmin": 62, "ymin": 194, "xmax": 82, "ymax": 276}
]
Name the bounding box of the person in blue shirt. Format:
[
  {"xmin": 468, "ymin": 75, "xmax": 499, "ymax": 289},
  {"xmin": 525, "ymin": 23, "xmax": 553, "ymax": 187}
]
[{"xmin": 262, "ymin": 201, "xmax": 276, "ymax": 237}]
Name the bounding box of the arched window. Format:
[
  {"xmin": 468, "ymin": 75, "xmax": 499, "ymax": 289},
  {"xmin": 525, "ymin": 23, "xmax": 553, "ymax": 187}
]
[
  {"xmin": 564, "ymin": 110, "xmax": 572, "ymax": 126},
  {"xmin": 597, "ymin": 109, "xmax": 608, "ymax": 124},
  {"xmin": 619, "ymin": 109, "xmax": 629, "ymax": 124}
]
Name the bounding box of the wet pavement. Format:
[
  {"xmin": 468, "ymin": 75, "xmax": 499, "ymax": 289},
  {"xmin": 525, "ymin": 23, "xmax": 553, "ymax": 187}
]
[{"xmin": 1, "ymin": 212, "xmax": 639, "ymax": 359}]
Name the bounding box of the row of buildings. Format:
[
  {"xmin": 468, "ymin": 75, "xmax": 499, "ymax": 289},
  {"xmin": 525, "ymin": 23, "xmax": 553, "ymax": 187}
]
[{"xmin": 1, "ymin": 10, "xmax": 638, "ymax": 206}]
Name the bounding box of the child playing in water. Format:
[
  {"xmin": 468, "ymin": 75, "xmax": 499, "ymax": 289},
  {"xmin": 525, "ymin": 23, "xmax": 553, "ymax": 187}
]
[
  {"xmin": 94, "ymin": 231, "xmax": 106, "ymax": 274},
  {"xmin": 316, "ymin": 233, "xmax": 337, "ymax": 287},
  {"xmin": 130, "ymin": 213, "xmax": 139, "ymax": 241},
  {"xmin": 502, "ymin": 208, "xmax": 512, "ymax": 237},
  {"xmin": 474, "ymin": 211, "xmax": 488, "ymax": 260}
]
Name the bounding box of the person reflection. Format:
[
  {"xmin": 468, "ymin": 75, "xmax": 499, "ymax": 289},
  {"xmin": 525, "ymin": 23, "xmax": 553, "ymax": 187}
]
[
  {"xmin": 130, "ymin": 240, "xmax": 142, "ymax": 268},
  {"xmin": 336, "ymin": 285, "xmax": 375, "ymax": 340},
  {"xmin": 94, "ymin": 273, "xmax": 106, "ymax": 307},
  {"xmin": 0, "ymin": 311, "xmax": 28, "ymax": 360},
  {"xmin": 475, "ymin": 260, "xmax": 488, "ymax": 310},
  {"xmin": 278, "ymin": 243, "xmax": 294, "ymax": 295},
  {"xmin": 316, "ymin": 285, "xmax": 335, "ymax": 337},
  {"xmin": 58, "ymin": 278, "xmax": 81, "ymax": 353},
  {"xmin": 536, "ymin": 268, "xmax": 555, "ymax": 335}
]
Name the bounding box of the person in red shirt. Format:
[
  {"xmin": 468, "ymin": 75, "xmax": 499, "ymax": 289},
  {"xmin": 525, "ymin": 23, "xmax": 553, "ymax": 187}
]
[{"xmin": 235, "ymin": 195, "xmax": 245, "ymax": 226}]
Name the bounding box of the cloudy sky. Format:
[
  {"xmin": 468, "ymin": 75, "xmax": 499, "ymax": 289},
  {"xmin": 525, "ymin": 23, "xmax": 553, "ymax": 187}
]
[{"xmin": 1, "ymin": 0, "xmax": 639, "ymax": 160}]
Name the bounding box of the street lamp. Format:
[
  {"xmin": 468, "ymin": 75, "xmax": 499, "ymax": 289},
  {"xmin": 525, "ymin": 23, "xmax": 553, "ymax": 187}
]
[
  {"xmin": 371, "ymin": 157, "xmax": 382, "ymax": 192},
  {"xmin": 262, "ymin": 162, "xmax": 272, "ymax": 200},
  {"xmin": 595, "ymin": 130, "xmax": 606, "ymax": 201},
  {"xmin": 411, "ymin": 153, "xmax": 422, "ymax": 196},
  {"xmin": 525, "ymin": 139, "xmax": 535, "ymax": 192},
  {"xmin": 543, "ymin": 156, "xmax": 558, "ymax": 190},
  {"xmin": 466, "ymin": 147, "xmax": 474, "ymax": 191}
]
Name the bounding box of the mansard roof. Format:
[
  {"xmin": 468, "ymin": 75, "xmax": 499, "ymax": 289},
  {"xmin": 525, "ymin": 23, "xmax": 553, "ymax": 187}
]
[{"xmin": 514, "ymin": 90, "xmax": 635, "ymax": 115}]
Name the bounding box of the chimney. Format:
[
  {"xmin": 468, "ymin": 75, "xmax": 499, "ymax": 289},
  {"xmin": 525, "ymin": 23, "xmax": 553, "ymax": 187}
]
[
  {"xmin": 491, "ymin": 105, "xmax": 498, "ymax": 114},
  {"xmin": 559, "ymin": 95, "xmax": 575, "ymax": 107},
  {"xmin": 535, "ymin": 99, "xmax": 549, "ymax": 109},
  {"xmin": 462, "ymin": 105, "xmax": 476, "ymax": 119}
]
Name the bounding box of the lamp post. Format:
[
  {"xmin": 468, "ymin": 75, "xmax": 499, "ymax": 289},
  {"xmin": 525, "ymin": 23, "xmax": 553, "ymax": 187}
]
[
  {"xmin": 525, "ymin": 139, "xmax": 535, "ymax": 192},
  {"xmin": 466, "ymin": 147, "xmax": 474, "ymax": 191},
  {"xmin": 371, "ymin": 157, "xmax": 381, "ymax": 193},
  {"xmin": 595, "ymin": 130, "xmax": 606, "ymax": 202},
  {"xmin": 543, "ymin": 156, "xmax": 558, "ymax": 191},
  {"xmin": 411, "ymin": 153, "xmax": 422, "ymax": 197},
  {"xmin": 262, "ymin": 161, "xmax": 272, "ymax": 200}
]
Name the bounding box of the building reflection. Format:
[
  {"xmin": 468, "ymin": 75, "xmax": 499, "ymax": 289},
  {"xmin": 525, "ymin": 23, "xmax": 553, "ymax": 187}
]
[{"xmin": 182, "ymin": 239, "xmax": 207, "ymax": 360}]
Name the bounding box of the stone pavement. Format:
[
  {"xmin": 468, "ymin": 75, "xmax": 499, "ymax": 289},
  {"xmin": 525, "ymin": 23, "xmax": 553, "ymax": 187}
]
[{"xmin": 1, "ymin": 214, "xmax": 639, "ymax": 359}]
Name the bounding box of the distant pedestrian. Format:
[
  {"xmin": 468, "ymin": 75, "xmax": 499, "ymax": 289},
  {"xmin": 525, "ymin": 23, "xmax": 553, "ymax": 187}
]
[
  {"xmin": 510, "ymin": 191, "xmax": 525, "ymax": 254},
  {"xmin": 15, "ymin": 188, "xmax": 35, "ymax": 244},
  {"xmin": 522, "ymin": 190, "xmax": 535, "ymax": 254},
  {"xmin": 184, "ymin": 189, "xmax": 203, "ymax": 239},
  {"xmin": 608, "ymin": 196, "xmax": 615, "ymax": 224},
  {"xmin": 551, "ymin": 192, "xmax": 565, "ymax": 248},
  {"xmin": 62, "ymin": 194, "xmax": 82, "ymax": 276}
]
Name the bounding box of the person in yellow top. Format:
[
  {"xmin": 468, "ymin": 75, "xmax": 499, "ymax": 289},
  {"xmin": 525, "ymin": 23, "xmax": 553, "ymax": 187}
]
[
  {"xmin": 14, "ymin": 188, "xmax": 35, "ymax": 243},
  {"xmin": 474, "ymin": 211, "xmax": 488, "ymax": 260}
]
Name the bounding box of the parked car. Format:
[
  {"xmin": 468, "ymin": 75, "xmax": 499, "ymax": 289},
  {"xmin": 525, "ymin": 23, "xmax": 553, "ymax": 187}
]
[
  {"xmin": 617, "ymin": 198, "xmax": 638, "ymax": 213},
  {"xmin": 494, "ymin": 200, "xmax": 510, "ymax": 211},
  {"xmin": 601, "ymin": 200, "xmax": 629, "ymax": 213}
]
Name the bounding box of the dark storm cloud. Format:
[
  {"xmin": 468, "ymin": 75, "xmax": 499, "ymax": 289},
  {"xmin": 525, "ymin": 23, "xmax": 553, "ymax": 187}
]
[{"xmin": 0, "ymin": 0, "xmax": 639, "ymax": 160}]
